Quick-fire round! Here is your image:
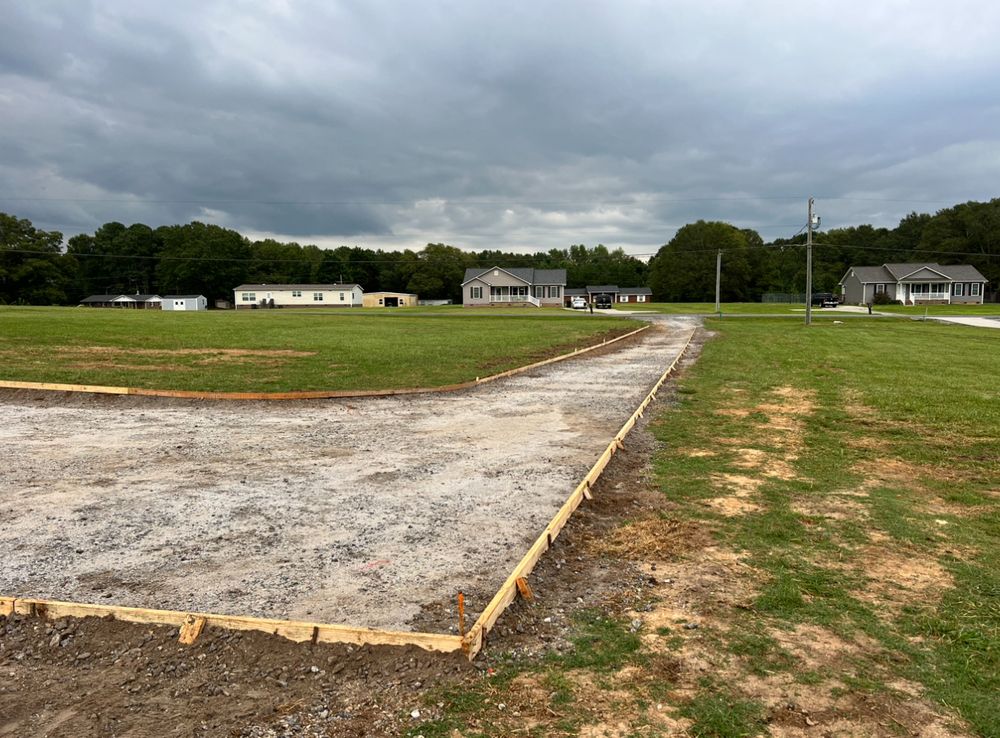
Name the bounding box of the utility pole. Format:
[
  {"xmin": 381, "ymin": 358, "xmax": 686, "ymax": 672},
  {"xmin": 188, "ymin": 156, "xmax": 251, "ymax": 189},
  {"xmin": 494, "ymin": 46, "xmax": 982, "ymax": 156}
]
[
  {"xmin": 805, "ymin": 197, "xmax": 814, "ymax": 326},
  {"xmin": 714, "ymin": 249, "xmax": 722, "ymax": 315}
]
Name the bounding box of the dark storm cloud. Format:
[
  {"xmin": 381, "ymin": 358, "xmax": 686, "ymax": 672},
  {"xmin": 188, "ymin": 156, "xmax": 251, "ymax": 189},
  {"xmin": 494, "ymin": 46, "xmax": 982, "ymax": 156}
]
[{"xmin": 2, "ymin": 1, "xmax": 999, "ymax": 252}]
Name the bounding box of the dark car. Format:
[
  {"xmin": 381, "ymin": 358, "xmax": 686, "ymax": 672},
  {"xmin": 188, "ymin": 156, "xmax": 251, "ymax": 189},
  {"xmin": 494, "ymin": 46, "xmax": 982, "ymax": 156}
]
[
  {"xmin": 594, "ymin": 293, "xmax": 613, "ymax": 309},
  {"xmin": 811, "ymin": 293, "xmax": 840, "ymax": 308}
]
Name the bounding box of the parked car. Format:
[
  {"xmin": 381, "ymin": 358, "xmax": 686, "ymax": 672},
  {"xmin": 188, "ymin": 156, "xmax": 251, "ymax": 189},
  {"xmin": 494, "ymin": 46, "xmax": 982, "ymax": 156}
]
[
  {"xmin": 595, "ymin": 293, "xmax": 613, "ymax": 309},
  {"xmin": 571, "ymin": 297, "xmax": 588, "ymax": 309},
  {"xmin": 811, "ymin": 293, "xmax": 840, "ymax": 308}
]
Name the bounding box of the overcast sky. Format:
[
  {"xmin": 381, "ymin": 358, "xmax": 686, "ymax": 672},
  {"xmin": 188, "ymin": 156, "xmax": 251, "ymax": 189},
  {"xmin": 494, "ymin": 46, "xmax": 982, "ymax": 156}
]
[{"xmin": 2, "ymin": 1, "xmax": 999, "ymax": 256}]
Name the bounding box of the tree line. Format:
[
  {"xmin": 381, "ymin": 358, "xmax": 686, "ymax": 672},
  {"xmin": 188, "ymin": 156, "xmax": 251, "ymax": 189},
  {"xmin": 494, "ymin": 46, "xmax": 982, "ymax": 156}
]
[
  {"xmin": 0, "ymin": 215, "xmax": 647, "ymax": 305},
  {"xmin": 649, "ymin": 199, "xmax": 1000, "ymax": 302},
  {"xmin": 1, "ymin": 198, "xmax": 997, "ymax": 305}
]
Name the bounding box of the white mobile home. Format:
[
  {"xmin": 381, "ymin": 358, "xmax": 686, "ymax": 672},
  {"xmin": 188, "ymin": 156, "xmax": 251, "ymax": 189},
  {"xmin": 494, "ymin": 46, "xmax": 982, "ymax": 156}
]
[{"xmin": 233, "ymin": 284, "xmax": 364, "ymax": 309}]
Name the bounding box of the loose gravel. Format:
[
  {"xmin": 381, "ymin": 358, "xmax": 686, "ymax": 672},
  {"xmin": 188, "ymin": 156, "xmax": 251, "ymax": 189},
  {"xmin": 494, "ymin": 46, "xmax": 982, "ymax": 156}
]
[{"xmin": 0, "ymin": 317, "xmax": 696, "ymax": 631}]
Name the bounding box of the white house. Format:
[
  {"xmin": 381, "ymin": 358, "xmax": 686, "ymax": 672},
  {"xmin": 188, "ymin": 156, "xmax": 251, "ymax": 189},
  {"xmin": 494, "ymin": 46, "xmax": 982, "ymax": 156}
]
[
  {"xmin": 162, "ymin": 295, "xmax": 208, "ymax": 311},
  {"xmin": 233, "ymin": 283, "xmax": 364, "ymax": 309}
]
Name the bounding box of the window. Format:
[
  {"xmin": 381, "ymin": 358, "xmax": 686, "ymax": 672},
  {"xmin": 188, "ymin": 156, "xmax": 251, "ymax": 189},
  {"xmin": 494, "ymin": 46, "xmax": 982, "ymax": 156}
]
[
  {"xmin": 339, "ymin": 292, "xmax": 345, "ymax": 301},
  {"xmin": 471, "ymin": 286, "xmax": 482, "ymax": 299},
  {"xmin": 637, "ymin": 295, "xmax": 646, "ymax": 302},
  {"xmin": 875, "ymin": 284, "xmax": 885, "ymax": 294},
  {"xmin": 533, "ymin": 286, "xmax": 542, "ymax": 298},
  {"xmin": 493, "ymin": 270, "xmax": 499, "ymax": 276},
  {"xmin": 242, "ymin": 292, "xmax": 256, "ymax": 302},
  {"xmin": 619, "ymin": 294, "xmax": 627, "ymax": 302},
  {"xmin": 551, "ymin": 286, "xmax": 560, "ymax": 298},
  {"xmin": 953, "ymin": 283, "xmax": 964, "ymax": 296},
  {"xmin": 971, "ymin": 283, "xmax": 981, "ymax": 296},
  {"xmin": 378, "ymin": 298, "xmax": 384, "ymax": 305},
  {"xmin": 313, "ymin": 292, "xmax": 324, "ymax": 301},
  {"xmin": 292, "ymin": 290, "xmax": 302, "ymax": 297},
  {"xmin": 174, "ymin": 300, "xmax": 183, "ymax": 307}
]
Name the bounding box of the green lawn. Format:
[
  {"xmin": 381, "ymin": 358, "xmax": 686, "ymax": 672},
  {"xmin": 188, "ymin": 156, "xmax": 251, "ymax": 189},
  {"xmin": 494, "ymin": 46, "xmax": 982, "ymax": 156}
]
[
  {"xmin": 650, "ymin": 318, "xmax": 1000, "ymax": 736},
  {"xmin": 0, "ymin": 307, "xmax": 633, "ymax": 392},
  {"xmin": 876, "ymin": 303, "xmax": 1000, "ymax": 316},
  {"xmin": 614, "ymin": 302, "xmax": 813, "ymax": 314},
  {"xmin": 417, "ymin": 318, "xmax": 999, "ymax": 737}
]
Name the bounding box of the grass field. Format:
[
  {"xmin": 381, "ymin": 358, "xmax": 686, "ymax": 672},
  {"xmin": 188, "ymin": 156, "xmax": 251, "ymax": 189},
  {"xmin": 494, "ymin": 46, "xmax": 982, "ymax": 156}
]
[
  {"xmin": 0, "ymin": 307, "xmax": 633, "ymax": 392},
  {"xmin": 876, "ymin": 303, "xmax": 1000, "ymax": 316},
  {"xmin": 614, "ymin": 302, "xmax": 814, "ymax": 314},
  {"xmin": 415, "ymin": 318, "xmax": 999, "ymax": 737}
]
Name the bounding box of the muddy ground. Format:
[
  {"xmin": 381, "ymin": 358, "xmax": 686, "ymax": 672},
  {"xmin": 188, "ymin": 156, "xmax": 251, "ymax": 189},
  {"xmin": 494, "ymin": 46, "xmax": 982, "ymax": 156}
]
[
  {"xmin": 0, "ymin": 318, "xmax": 696, "ymax": 630},
  {"xmin": 0, "ymin": 322, "xmax": 706, "ymax": 738}
]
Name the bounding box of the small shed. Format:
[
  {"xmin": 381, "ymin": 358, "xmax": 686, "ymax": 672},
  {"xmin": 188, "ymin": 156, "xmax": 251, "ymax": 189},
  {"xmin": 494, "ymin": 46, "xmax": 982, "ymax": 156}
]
[
  {"xmin": 363, "ymin": 291, "xmax": 418, "ymax": 308},
  {"xmin": 162, "ymin": 295, "xmax": 208, "ymax": 311}
]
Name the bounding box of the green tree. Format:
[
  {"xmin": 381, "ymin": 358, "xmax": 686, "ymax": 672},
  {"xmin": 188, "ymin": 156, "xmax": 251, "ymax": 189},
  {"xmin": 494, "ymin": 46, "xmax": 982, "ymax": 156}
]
[
  {"xmin": 155, "ymin": 222, "xmax": 250, "ymax": 301},
  {"xmin": 0, "ymin": 213, "xmax": 73, "ymax": 304},
  {"xmin": 649, "ymin": 221, "xmax": 758, "ymax": 301}
]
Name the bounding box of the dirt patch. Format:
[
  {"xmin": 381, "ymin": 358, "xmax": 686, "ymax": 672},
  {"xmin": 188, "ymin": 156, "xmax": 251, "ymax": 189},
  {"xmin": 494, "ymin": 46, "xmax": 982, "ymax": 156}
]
[
  {"xmin": 595, "ymin": 517, "xmax": 712, "ymax": 560},
  {"xmin": 855, "ymin": 547, "xmax": 954, "ymax": 612},
  {"xmin": 56, "ymin": 346, "xmax": 318, "ymax": 357},
  {"xmin": 67, "ymin": 362, "xmax": 191, "ymax": 372}
]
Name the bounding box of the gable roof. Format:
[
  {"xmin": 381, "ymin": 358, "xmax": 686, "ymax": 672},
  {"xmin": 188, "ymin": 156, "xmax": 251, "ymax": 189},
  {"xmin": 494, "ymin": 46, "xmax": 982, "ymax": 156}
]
[
  {"xmin": 163, "ymin": 294, "xmax": 206, "ymax": 299},
  {"xmin": 586, "ymin": 285, "xmax": 621, "ymax": 292},
  {"xmin": 461, "ymin": 267, "xmax": 567, "ymax": 286},
  {"xmin": 79, "ymin": 294, "xmax": 121, "ymax": 303},
  {"xmin": 941, "ymin": 264, "xmax": 988, "ymax": 282},
  {"xmin": 841, "ymin": 263, "xmax": 988, "ymax": 284},
  {"xmin": 233, "ymin": 283, "xmax": 361, "ymax": 291},
  {"xmin": 884, "ymin": 263, "xmax": 950, "ymax": 280},
  {"xmin": 620, "ymin": 287, "xmax": 653, "ymax": 295}
]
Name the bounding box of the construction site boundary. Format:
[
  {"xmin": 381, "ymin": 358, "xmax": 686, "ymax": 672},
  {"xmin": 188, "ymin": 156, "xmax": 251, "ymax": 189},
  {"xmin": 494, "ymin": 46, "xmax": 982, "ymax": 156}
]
[{"xmin": 1, "ymin": 324, "xmax": 694, "ymax": 660}]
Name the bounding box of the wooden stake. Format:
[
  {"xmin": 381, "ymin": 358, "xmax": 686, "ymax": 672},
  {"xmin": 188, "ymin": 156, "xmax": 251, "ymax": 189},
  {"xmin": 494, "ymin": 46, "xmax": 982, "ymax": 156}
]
[
  {"xmin": 457, "ymin": 592, "xmax": 466, "ymax": 638},
  {"xmin": 178, "ymin": 614, "xmax": 206, "ymax": 645},
  {"xmin": 582, "ymin": 481, "xmax": 593, "ymax": 501},
  {"xmin": 515, "ymin": 577, "xmax": 534, "ymax": 601}
]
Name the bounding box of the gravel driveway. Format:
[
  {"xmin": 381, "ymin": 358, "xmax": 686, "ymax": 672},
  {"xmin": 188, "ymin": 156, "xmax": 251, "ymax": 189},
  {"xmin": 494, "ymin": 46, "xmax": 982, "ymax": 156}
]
[{"xmin": 0, "ymin": 317, "xmax": 697, "ymax": 630}]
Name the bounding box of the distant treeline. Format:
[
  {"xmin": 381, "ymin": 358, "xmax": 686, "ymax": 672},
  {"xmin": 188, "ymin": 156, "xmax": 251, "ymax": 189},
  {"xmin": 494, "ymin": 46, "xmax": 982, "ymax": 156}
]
[{"xmin": 1, "ymin": 198, "xmax": 997, "ymax": 305}]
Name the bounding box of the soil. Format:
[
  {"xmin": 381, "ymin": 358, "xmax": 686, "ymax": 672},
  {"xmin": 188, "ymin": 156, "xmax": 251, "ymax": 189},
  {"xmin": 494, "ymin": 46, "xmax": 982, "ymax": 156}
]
[
  {"xmin": 0, "ymin": 319, "xmax": 708, "ymax": 738},
  {"xmin": 0, "ymin": 319, "xmax": 697, "ymax": 631}
]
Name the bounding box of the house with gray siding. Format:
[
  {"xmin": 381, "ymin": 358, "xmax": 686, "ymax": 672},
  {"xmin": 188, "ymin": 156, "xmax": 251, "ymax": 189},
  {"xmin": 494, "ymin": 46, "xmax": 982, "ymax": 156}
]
[
  {"xmin": 462, "ymin": 267, "xmax": 566, "ymax": 307},
  {"xmin": 839, "ymin": 263, "xmax": 988, "ymax": 306}
]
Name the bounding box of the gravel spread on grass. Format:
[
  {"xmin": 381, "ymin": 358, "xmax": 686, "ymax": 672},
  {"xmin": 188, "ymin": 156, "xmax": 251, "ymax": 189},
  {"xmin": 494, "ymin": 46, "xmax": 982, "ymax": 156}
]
[{"xmin": 0, "ymin": 317, "xmax": 696, "ymax": 631}]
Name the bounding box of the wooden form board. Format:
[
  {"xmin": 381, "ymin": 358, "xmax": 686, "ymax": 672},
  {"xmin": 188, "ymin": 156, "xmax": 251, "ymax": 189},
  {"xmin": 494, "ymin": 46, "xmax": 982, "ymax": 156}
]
[
  {"xmin": 0, "ymin": 325, "xmax": 648, "ymax": 402},
  {"xmin": 462, "ymin": 330, "xmax": 694, "ymax": 657},
  {"xmin": 0, "ymin": 597, "xmax": 464, "ymax": 654}
]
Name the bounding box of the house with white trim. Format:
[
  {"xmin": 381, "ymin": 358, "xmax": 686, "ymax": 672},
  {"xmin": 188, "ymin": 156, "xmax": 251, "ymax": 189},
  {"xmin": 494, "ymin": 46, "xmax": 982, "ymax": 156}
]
[
  {"xmin": 461, "ymin": 267, "xmax": 566, "ymax": 307},
  {"xmin": 839, "ymin": 263, "xmax": 988, "ymax": 306},
  {"xmin": 233, "ymin": 284, "xmax": 363, "ymax": 309}
]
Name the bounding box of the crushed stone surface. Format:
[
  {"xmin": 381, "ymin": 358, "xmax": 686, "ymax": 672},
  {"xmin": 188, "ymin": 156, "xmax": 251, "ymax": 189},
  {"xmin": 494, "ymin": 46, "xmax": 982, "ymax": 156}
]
[{"xmin": 0, "ymin": 317, "xmax": 696, "ymax": 630}]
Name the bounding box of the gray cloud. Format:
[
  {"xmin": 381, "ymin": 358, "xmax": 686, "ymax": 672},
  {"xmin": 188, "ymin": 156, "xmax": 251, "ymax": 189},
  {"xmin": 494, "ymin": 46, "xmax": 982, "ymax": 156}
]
[{"xmin": 2, "ymin": 0, "xmax": 999, "ymax": 253}]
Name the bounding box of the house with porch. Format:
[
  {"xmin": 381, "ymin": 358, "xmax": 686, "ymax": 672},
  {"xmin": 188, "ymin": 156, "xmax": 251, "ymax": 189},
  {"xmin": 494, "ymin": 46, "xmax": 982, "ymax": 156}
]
[
  {"xmin": 462, "ymin": 267, "xmax": 566, "ymax": 307},
  {"xmin": 839, "ymin": 263, "xmax": 988, "ymax": 306}
]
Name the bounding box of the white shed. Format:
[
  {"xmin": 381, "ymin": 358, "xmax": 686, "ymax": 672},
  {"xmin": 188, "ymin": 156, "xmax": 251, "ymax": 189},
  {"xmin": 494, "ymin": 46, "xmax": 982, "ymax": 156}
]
[{"xmin": 162, "ymin": 295, "xmax": 208, "ymax": 311}]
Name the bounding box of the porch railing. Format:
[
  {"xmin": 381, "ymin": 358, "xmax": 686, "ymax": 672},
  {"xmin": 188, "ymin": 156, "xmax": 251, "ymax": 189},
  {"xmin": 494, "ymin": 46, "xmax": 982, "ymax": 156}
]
[{"xmin": 490, "ymin": 294, "xmax": 541, "ymax": 306}]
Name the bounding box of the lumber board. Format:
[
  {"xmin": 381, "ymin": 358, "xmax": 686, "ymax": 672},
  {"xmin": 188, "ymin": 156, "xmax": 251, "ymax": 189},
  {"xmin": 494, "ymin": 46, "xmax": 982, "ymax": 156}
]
[
  {"xmin": 0, "ymin": 325, "xmax": 648, "ymax": 402},
  {"xmin": 0, "ymin": 597, "xmax": 465, "ymax": 653},
  {"xmin": 0, "ymin": 380, "xmax": 129, "ymax": 395},
  {"xmin": 463, "ymin": 329, "xmax": 694, "ymax": 657}
]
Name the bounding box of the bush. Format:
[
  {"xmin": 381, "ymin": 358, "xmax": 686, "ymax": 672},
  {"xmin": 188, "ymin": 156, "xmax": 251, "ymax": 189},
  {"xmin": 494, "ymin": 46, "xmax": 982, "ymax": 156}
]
[{"xmin": 871, "ymin": 292, "xmax": 894, "ymax": 305}]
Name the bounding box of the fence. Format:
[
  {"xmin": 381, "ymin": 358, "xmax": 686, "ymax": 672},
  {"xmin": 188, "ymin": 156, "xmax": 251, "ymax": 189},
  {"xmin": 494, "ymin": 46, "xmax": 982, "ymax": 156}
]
[{"xmin": 762, "ymin": 292, "xmax": 806, "ymax": 303}]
